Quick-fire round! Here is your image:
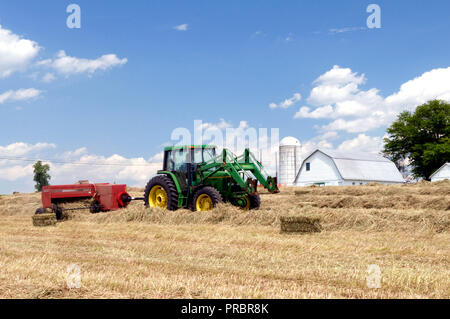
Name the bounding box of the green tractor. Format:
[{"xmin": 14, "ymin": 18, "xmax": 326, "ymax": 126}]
[{"xmin": 144, "ymin": 145, "xmax": 279, "ymax": 211}]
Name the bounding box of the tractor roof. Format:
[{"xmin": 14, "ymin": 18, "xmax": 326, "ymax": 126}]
[{"xmin": 164, "ymin": 145, "xmax": 217, "ymax": 151}]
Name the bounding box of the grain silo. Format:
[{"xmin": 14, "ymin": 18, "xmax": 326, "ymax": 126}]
[{"xmin": 279, "ymin": 136, "xmax": 302, "ymax": 186}]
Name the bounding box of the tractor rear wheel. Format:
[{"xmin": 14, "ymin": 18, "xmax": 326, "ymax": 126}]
[
  {"xmin": 193, "ymin": 186, "xmax": 223, "ymax": 212},
  {"xmin": 144, "ymin": 175, "xmax": 179, "ymax": 210}
]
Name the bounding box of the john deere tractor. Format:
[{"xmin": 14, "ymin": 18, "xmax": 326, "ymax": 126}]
[{"xmin": 144, "ymin": 145, "xmax": 279, "ymax": 211}]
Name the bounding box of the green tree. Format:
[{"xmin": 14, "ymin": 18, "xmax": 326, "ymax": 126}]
[
  {"xmin": 33, "ymin": 161, "xmax": 51, "ymax": 191},
  {"xmin": 383, "ymin": 100, "xmax": 450, "ymax": 180}
]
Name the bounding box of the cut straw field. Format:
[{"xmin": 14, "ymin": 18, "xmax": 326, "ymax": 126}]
[{"xmin": 0, "ymin": 181, "xmax": 449, "ymax": 298}]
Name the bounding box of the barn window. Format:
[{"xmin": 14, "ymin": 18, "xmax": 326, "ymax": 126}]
[{"xmin": 306, "ymin": 163, "xmax": 310, "ymax": 171}]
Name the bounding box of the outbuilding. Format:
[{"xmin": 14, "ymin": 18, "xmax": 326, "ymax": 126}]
[
  {"xmin": 294, "ymin": 149, "xmax": 404, "ymax": 186},
  {"xmin": 430, "ymin": 163, "xmax": 450, "ymax": 182}
]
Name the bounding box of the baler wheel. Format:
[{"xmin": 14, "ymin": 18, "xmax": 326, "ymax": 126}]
[
  {"xmin": 193, "ymin": 186, "xmax": 223, "ymax": 212},
  {"xmin": 51, "ymin": 204, "xmax": 63, "ymax": 220},
  {"xmin": 35, "ymin": 208, "xmax": 46, "ymax": 215},
  {"xmin": 90, "ymin": 201, "xmax": 102, "ymax": 214},
  {"xmin": 144, "ymin": 175, "xmax": 179, "ymax": 211}
]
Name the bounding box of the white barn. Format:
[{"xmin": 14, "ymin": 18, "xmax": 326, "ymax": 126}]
[
  {"xmin": 430, "ymin": 163, "xmax": 450, "ymax": 182},
  {"xmin": 294, "ymin": 149, "xmax": 404, "ymax": 186}
]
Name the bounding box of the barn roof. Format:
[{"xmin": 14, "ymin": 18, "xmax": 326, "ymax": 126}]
[
  {"xmin": 295, "ymin": 149, "xmax": 405, "ymax": 183},
  {"xmin": 430, "ymin": 163, "xmax": 450, "ymax": 179}
]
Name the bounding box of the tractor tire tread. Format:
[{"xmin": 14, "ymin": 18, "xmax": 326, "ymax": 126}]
[
  {"xmin": 192, "ymin": 186, "xmax": 223, "ymax": 211},
  {"xmin": 249, "ymin": 194, "xmax": 261, "ymax": 210},
  {"xmin": 144, "ymin": 175, "xmax": 179, "ymax": 211}
]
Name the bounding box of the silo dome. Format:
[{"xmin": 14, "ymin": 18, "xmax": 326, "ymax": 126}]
[
  {"xmin": 279, "ymin": 136, "xmax": 302, "ymax": 186},
  {"xmin": 280, "ymin": 136, "xmax": 301, "ymax": 147}
]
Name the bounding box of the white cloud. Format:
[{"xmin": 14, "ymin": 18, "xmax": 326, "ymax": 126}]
[
  {"xmin": 384, "ymin": 67, "xmax": 450, "ymax": 110},
  {"xmin": 197, "ymin": 118, "xmax": 233, "ymax": 131},
  {"xmin": 174, "ymin": 24, "xmax": 189, "ymax": 31},
  {"xmin": 0, "ymin": 143, "xmax": 161, "ymax": 190},
  {"xmin": 314, "ymin": 65, "xmax": 366, "ymax": 87},
  {"xmin": 270, "ymin": 93, "xmax": 301, "ymax": 109},
  {"xmin": 319, "ymin": 131, "xmax": 339, "ymax": 140},
  {"xmin": 285, "ymin": 33, "xmax": 294, "ymax": 42},
  {"xmin": 294, "ymin": 105, "xmax": 333, "ymax": 119},
  {"xmin": 300, "ymin": 139, "xmax": 333, "ymax": 157},
  {"xmin": 337, "ymin": 134, "xmax": 385, "ymax": 154},
  {"xmin": 295, "ymin": 65, "xmax": 450, "ymax": 133},
  {"xmin": 149, "ymin": 152, "xmax": 164, "ymax": 163},
  {"xmin": 0, "ymin": 25, "xmax": 40, "ymax": 78},
  {"xmin": 328, "ymin": 27, "xmax": 365, "ymax": 34},
  {"xmin": 60, "ymin": 147, "xmax": 88, "ymax": 159},
  {"xmin": 0, "ymin": 88, "xmax": 42, "ymax": 104},
  {"xmin": 42, "ymin": 50, "xmax": 128, "ymax": 76},
  {"xmin": 42, "ymin": 72, "xmax": 56, "ymax": 83},
  {"xmin": 0, "ymin": 142, "xmax": 56, "ymax": 156},
  {"xmin": 49, "ymin": 153, "xmax": 159, "ymax": 186},
  {"xmin": 0, "ymin": 164, "xmax": 33, "ymax": 182}
]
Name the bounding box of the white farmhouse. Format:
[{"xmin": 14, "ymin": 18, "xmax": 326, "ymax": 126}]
[
  {"xmin": 294, "ymin": 149, "xmax": 404, "ymax": 186},
  {"xmin": 430, "ymin": 163, "xmax": 450, "ymax": 182}
]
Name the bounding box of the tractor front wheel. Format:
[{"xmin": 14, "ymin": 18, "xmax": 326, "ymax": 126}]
[
  {"xmin": 239, "ymin": 194, "xmax": 260, "ymax": 210},
  {"xmin": 249, "ymin": 194, "xmax": 261, "ymax": 210},
  {"xmin": 144, "ymin": 175, "xmax": 179, "ymax": 210},
  {"xmin": 193, "ymin": 186, "xmax": 223, "ymax": 212}
]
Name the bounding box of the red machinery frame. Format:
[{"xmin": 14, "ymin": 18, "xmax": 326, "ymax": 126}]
[{"xmin": 41, "ymin": 183, "xmax": 131, "ymax": 212}]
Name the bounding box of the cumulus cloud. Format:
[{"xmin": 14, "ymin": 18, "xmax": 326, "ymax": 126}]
[
  {"xmin": 173, "ymin": 24, "xmax": 189, "ymax": 31},
  {"xmin": 40, "ymin": 50, "xmax": 128, "ymax": 76},
  {"xmin": 294, "ymin": 105, "xmax": 334, "ymax": 119},
  {"xmin": 0, "ymin": 164, "xmax": 34, "ymax": 182},
  {"xmin": 41, "ymin": 73, "xmax": 56, "ymax": 83},
  {"xmin": 0, "ymin": 25, "xmax": 40, "ymax": 78},
  {"xmin": 197, "ymin": 118, "xmax": 233, "ymax": 131},
  {"xmin": 270, "ymin": 93, "xmax": 301, "ymax": 109},
  {"xmin": 0, "ymin": 142, "xmax": 56, "ymax": 156},
  {"xmin": 0, "ymin": 143, "xmax": 161, "ymax": 192},
  {"xmin": 295, "ymin": 65, "xmax": 450, "ymax": 133},
  {"xmin": 49, "ymin": 153, "xmax": 159, "ymax": 187},
  {"xmin": 0, "ymin": 88, "xmax": 42, "ymax": 104},
  {"xmin": 337, "ymin": 134, "xmax": 385, "ymax": 154}
]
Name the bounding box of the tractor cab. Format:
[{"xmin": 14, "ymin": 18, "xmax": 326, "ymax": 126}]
[{"xmin": 162, "ymin": 145, "xmax": 217, "ymax": 173}]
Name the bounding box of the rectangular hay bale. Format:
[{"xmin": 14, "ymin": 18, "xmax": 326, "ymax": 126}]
[
  {"xmin": 32, "ymin": 213, "xmax": 57, "ymax": 227},
  {"xmin": 280, "ymin": 216, "xmax": 322, "ymax": 233}
]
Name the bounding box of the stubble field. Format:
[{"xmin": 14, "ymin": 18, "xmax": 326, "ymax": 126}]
[{"xmin": 0, "ymin": 181, "xmax": 448, "ymax": 298}]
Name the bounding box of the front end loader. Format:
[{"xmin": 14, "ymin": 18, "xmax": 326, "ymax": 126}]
[{"xmin": 144, "ymin": 145, "xmax": 279, "ymax": 211}]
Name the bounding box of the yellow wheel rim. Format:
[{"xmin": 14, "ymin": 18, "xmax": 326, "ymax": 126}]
[
  {"xmin": 196, "ymin": 194, "xmax": 213, "ymax": 211},
  {"xmin": 241, "ymin": 196, "xmax": 251, "ymax": 211},
  {"xmin": 149, "ymin": 185, "xmax": 168, "ymax": 209}
]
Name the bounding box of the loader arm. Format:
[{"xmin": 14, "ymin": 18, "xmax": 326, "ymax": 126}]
[
  {"xmin": 237, "ymin": 149, "xmax": 280, "ymax": 193},
  {"xmin": 198, "ymin": 148, "xmax": 279, "ymax": 194},
  {"xmin": 199, "ymin": 149, "xmax": 254, "ymax": 193}
]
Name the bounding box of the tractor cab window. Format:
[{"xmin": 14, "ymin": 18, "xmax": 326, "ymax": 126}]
[
  {"xmin": 192, "ymin": 148, "xmax": 216, "ymax": 164},
  {"xmin": 192, "ymin": 148, "xmax": 203, "ymax": 164},
  {"xmin": 173, "ymin": 149, "xmax": 188, "ymax": 171},
  {"xmin": 165, "ymin": 149, "xmax": 189, "ymax": 172},
  {"xmin": 203, "ymin": 148, "xmax": 216, "ymax": 162}
]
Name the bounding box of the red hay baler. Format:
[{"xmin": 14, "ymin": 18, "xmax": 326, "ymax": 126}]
[{"xmin": 35, "ymin": 183, "xmax": 142, "ymax": 219}]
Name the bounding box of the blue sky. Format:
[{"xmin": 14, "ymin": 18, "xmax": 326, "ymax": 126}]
[{"xmin": 1, "ymin": 0, "xmax": 450, "ymax": 193}]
